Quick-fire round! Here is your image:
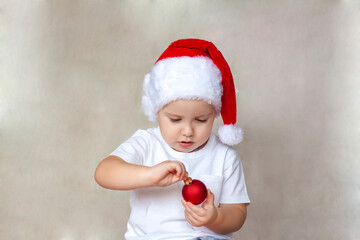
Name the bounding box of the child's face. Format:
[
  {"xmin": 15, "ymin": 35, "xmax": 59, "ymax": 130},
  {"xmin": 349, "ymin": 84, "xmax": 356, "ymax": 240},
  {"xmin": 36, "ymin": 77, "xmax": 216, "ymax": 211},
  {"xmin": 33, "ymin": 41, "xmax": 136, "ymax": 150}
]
[{"xmin": 158, "ymin": 100, "xmax": 216, "ymax": 153}]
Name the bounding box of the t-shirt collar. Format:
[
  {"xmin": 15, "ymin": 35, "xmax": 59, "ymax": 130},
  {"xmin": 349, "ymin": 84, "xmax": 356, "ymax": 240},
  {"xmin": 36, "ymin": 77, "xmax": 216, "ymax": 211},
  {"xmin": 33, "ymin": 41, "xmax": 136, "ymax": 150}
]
[{"xmin": 155, "ymin": 127, "xmax": 215, "ymax": 160}]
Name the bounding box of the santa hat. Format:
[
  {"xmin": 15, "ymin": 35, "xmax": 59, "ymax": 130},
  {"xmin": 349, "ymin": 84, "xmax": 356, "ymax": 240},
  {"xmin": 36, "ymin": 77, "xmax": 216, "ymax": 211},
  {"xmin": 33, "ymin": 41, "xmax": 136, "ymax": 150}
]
[{"xmin": 142, "ymin": 38, "xmax": 243, "ymax": 145}]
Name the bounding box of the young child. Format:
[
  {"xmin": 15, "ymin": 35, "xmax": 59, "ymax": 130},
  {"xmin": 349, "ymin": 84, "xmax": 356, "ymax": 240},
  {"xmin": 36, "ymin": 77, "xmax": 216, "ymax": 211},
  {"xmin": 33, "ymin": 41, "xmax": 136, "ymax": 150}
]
[{"xmin": 95, "ymin": 39, "xmax": 250, "ymax": 240}]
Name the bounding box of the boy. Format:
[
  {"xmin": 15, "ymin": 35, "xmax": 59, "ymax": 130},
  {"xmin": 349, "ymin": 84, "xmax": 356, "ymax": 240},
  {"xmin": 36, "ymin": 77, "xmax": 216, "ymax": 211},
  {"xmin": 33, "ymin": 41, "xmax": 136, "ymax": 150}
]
[{"xmin": 95, "ymin": 39, "xmax": 250, "ymax": 240}]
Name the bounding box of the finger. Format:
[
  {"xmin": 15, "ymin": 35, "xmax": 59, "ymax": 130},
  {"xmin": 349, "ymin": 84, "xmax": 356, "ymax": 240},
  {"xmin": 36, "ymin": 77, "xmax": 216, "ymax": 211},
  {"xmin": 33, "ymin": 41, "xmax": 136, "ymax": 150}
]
[
  {"xmin": 203, "ymin": 189, "xmax": 215, "ymax": 205},
  {"xmin": 179, "ymin": 162, "xmax": 187, "ymax": 180},
  {"xmin": 181, "ymin": 199, "xmax": 187, "ymax": 208},
  {"xmin": 170, "ymin": 163, "xmax": 183, "ymax": 181},
  {"xmin": 185, "ymin": 201, "xmax": 205, "ymax": 217},
  {"xmin": 183, "ymin": 201, "xmax": 195, "ymax": 214},
  {"xmin": 181, "ymin": 163, "xmax": 188, "ymax": 180},
  {"xmin": 184, "ymin": 206, "xmax": 201, "ymax": 224},
  {"xmin": 172, "ymin": 173, "xmax": 186, "ymax": 184},
  {"xmin": 186, "ymin": 214, "xmax": 199, "ymax": 226},
  {"xmin": 173, "ymin": 161, "xmax": 186, "ymax": 180},
  {"xmin": 184, "ymin": 210, "xmax": 196, "ymax": 226},
  {"xmin": 182, "ymin": 200, "xmax": 191, "ymax": 211}
]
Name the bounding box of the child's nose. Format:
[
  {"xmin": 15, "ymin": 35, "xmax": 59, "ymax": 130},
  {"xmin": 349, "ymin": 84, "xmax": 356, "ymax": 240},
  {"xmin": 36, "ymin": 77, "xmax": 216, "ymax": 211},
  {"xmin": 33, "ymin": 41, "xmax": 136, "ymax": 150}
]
[{"xmin": 182, "ymin": 123, "xmax": 194, "ymax": 137}]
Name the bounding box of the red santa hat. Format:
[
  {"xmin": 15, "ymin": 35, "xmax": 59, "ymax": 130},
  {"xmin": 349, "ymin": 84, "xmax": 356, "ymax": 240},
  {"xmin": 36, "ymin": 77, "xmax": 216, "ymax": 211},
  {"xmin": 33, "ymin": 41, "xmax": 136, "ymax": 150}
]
[{"xmin": 142, "ymin": 38, "xmax": 243, "ymax": 145}]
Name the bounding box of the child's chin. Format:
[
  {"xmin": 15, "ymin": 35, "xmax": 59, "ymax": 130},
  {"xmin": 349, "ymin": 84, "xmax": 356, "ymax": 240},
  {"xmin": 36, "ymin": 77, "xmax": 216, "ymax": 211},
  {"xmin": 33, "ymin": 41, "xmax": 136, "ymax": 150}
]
[{"xmin": 172, "ymin": 145, "xmax": 195, "ymax": 153}]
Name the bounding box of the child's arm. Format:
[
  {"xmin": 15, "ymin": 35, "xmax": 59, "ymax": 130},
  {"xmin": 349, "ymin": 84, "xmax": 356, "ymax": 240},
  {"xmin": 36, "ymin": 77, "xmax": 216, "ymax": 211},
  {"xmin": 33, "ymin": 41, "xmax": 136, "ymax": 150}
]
[
  {"xmin": 95, "ymin": 155, "xmax": 188, "ymax": 190},
  {"xmin": 205, "ymin": 203, "xmax": 247, "ymax": 234},
  {"xmin": 182, "ymin": 189, "xmax": 247, "ymax": 234}
]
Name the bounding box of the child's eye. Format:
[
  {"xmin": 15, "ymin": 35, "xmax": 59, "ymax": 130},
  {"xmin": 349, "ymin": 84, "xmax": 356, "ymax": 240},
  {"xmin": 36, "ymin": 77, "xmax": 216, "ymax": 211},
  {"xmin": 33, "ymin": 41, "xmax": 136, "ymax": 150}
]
[
  {"xmin": 170, "ymin": 118, "xmax": 181, "ymax": 122},
  {"xmin": 196, "ymin": 119, "xmax": 208, "ymax": 123}
]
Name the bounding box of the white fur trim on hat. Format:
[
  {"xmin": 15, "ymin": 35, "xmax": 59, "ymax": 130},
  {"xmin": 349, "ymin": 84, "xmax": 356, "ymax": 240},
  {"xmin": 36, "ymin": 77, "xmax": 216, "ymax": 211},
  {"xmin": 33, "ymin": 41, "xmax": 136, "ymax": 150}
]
[
  {"xmin": 142, "ymin": 56, "xmax": 223, "ymax": 122},
  {"xmin": 218, "ymin": 124, "xmax": 243, "ymax": 145}
]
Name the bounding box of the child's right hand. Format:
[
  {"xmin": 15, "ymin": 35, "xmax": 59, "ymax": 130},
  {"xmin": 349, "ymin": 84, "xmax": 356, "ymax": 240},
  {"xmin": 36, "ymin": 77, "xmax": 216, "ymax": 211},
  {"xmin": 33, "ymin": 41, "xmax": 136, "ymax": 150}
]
[{"xmin": 149, "ymin": 160, "xmax": 188, "ymax": 187}]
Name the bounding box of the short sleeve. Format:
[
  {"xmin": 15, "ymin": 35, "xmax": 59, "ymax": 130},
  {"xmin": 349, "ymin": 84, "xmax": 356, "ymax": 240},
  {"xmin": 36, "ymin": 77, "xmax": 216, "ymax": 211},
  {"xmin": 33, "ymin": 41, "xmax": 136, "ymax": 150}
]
[
  {"xmin": 109, "ymin": 129, "xmax": 150, "ymax": 165},
  {"xmin": 220, "ymin": 148, "xmax": 250, "ymax": 204}
]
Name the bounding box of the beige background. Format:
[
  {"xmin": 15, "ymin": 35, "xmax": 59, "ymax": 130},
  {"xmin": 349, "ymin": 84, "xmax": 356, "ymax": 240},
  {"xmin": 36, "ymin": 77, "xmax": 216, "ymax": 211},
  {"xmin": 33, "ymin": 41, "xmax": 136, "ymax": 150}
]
[{"xmin": 1, "ymin": 1, "xmax": 359, "ymax": 239}]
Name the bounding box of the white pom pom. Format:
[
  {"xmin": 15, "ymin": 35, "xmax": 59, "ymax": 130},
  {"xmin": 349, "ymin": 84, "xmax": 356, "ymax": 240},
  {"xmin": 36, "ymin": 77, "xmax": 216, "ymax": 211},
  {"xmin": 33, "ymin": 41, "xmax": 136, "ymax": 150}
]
[{"xmin": 218, "ymin": 124, "xmax": 243, "ymax": 145}]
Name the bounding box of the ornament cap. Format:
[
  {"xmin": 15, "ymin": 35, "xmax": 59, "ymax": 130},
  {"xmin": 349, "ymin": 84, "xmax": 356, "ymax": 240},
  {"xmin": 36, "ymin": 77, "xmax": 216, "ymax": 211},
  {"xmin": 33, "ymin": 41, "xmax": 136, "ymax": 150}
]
[{"xmin": 184, "ymin": 177, "xmax": 193, "ymax": 185}]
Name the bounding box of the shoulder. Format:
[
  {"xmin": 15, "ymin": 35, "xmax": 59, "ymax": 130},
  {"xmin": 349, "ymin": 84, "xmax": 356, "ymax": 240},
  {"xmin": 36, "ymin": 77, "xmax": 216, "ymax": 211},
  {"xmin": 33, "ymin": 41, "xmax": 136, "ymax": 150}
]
[
  {"xmin": 126, "ymin": 127, "xmax": 167, "ymax": 149},
  {"xmin": 114, "ymin": 128, "xmax": 157, "ymax": 152},
  {"xmin": 212, "ymin": 133, "xmax": 239, "ymax": 157},
  {"xmin": 212, "ymin": 133, "xmax": 241, "ymax": 167},
  {"xmin": 130, "ymin": 127, "xmax": 158, "ymax": 141},
  {"xmin": 110, "ymin": 128, "xmax": 159, "ymax": 163},
  {"xmin": 203, "ymin": 133, "xmax": 240, "ymax": 168}
]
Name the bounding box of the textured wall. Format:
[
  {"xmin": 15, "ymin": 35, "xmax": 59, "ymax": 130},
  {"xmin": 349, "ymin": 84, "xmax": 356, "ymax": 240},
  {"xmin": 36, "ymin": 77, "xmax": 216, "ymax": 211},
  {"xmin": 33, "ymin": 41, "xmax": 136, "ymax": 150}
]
[{"xmin": 1, "ymin": 1, "xmax": 359, "ymax": 239}]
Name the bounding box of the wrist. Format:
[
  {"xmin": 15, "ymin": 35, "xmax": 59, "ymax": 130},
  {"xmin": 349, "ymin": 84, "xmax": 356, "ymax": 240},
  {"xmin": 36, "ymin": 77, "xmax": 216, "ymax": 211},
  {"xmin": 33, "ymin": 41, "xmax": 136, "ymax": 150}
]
[
  {"xmin": 141, "ymin": 165, "xmax": 155, "ymax": 187},
  {"xmin": 205, "ymin": 206, "xmax": 219, "ymax": 229}
]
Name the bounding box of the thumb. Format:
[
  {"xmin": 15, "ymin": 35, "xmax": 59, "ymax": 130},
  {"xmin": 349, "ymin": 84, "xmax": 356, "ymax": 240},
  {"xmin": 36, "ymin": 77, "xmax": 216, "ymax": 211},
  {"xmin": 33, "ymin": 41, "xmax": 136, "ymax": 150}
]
[{"xmin": 203, "ymin": 189, "xmax": 215, "ymax": 207}]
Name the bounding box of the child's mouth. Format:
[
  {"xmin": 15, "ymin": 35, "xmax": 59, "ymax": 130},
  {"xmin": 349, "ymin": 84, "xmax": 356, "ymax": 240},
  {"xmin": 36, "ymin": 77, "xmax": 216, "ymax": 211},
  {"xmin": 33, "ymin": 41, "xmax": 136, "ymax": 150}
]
[{"xmin": 178, "ymin": 141, "xmax": 194, "ymax": 148}]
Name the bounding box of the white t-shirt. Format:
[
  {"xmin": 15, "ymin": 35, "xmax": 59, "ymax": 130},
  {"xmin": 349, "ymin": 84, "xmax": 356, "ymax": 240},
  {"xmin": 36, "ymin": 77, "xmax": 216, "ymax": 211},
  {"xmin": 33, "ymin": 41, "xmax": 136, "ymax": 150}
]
[{"xmin": 110, "ymin": 127, "xmax": 250, "ymax": 240}]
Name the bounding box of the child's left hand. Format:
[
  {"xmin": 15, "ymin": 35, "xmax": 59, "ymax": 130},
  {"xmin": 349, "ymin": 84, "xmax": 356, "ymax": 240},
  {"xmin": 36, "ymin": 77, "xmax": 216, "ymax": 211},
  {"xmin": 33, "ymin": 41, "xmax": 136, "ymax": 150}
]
[{"xmin": 181, "ymin": 189, "xmax": 218, "ymax": 227}]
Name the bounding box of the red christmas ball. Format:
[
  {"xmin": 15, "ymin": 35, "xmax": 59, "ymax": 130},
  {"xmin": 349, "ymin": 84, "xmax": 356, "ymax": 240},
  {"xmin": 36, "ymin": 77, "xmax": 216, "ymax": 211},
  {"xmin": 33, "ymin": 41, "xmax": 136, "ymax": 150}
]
[{"xmin": 182, "ymin": 179, "xmax": 207, "ymax": 205}]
